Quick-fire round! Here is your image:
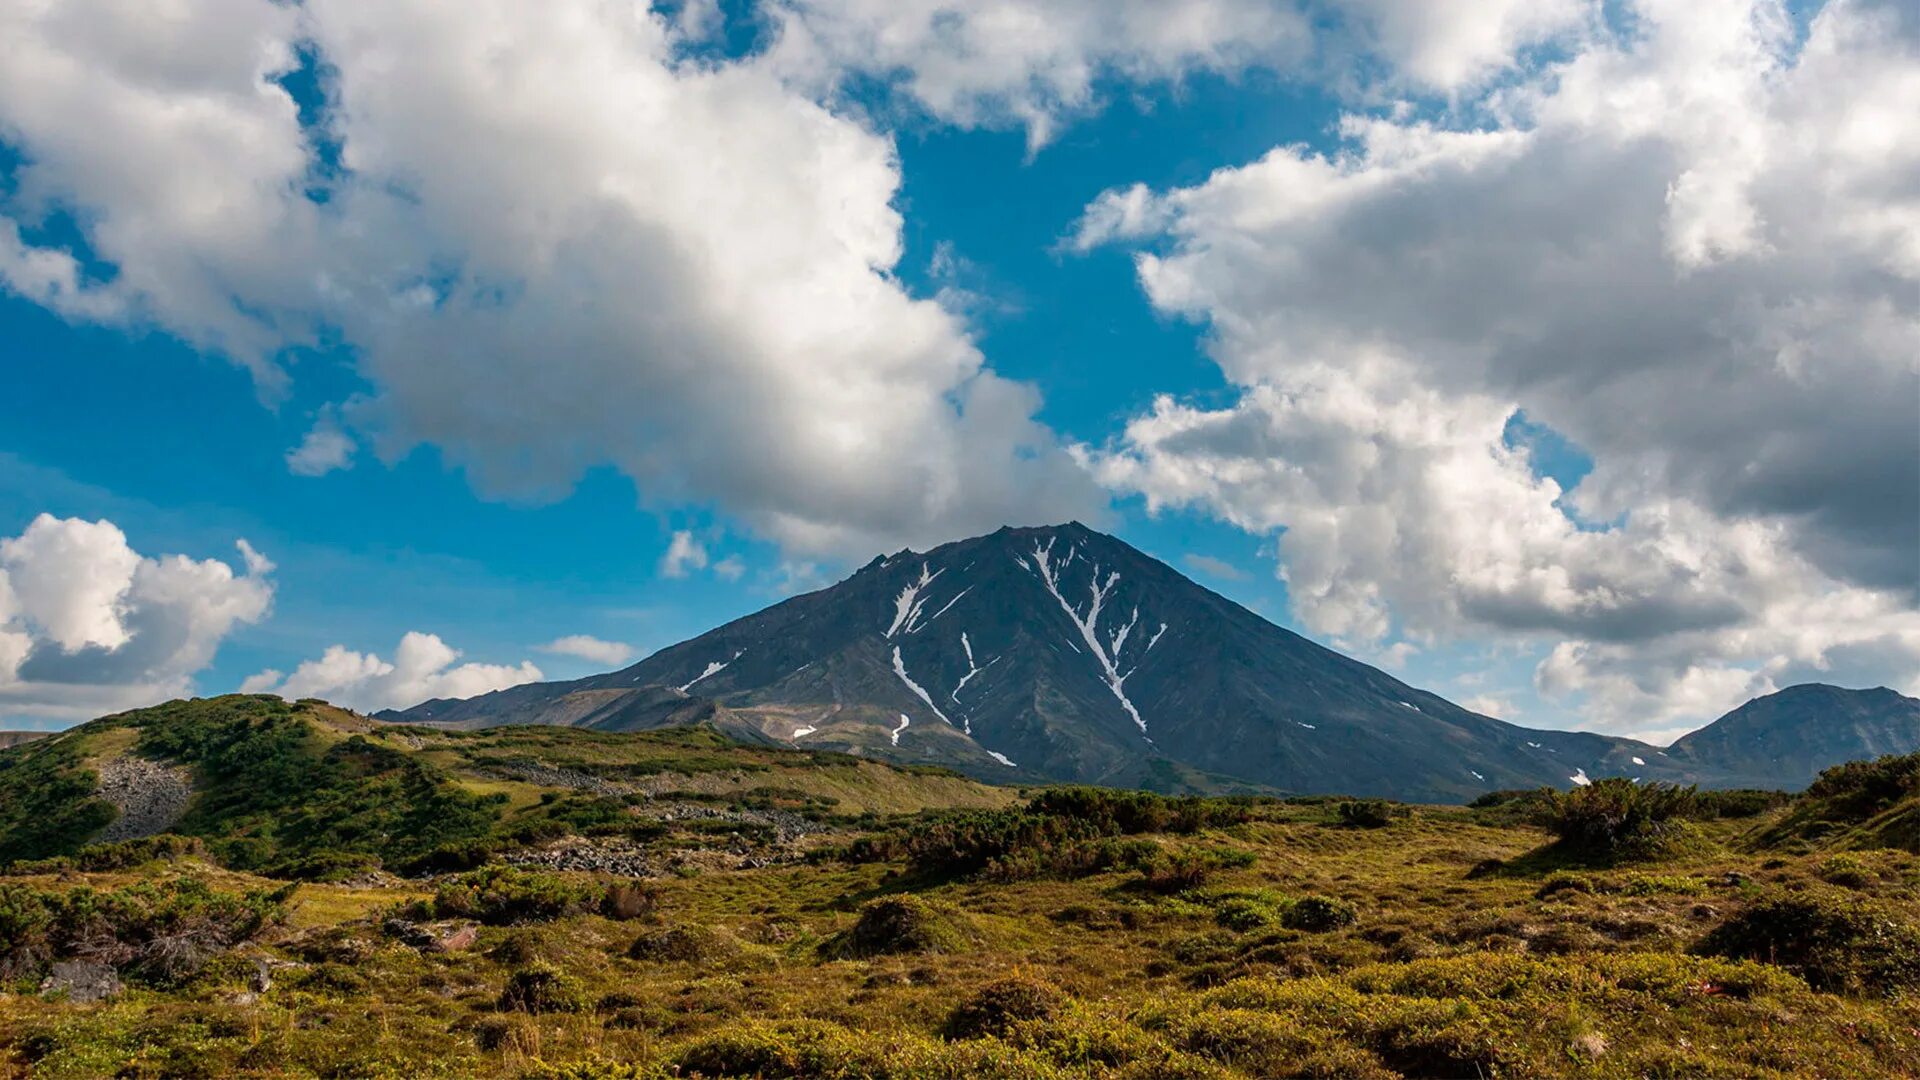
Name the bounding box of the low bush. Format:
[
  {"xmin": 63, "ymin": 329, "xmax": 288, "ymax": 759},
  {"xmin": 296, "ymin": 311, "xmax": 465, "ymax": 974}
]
[
  {"xmin": 1545, "ymin": 779, "xmax": 1698, "ymax": 859},
  {"xmin": 1283, "ymin": 895, "xmax": 1358, "ymax": 933},
  {"xmin": 1136, "ymin": 846, "xmax": 1256, "ymax": 894},
  {"xmin": 1697, "ymin": 888, "xmax": 1920, "ymax": 994},
  {"xmin": 0, "ymin": 877, "xmax": 290, "ymax": 985},
  {"xmin": 846, "ymin": 788, "xmax": 1252, "ymax": 882},
  {"xmin": 1817, "ymin": 853, "xmax": 1873, "ymax": 888},
  {"xmin": 498, "ymin": 962, "xmax": 589, "ymax": 1014},
  {"xmin": 431, "ymin": 866, "xmax": 602, "ymax": 925},
  {"xmin": 819, "ymin": 896, "xmax": 975, "ymax": 959},
  {"xmin": 1336, "ymin": 800, "xmax": 1395, "ymax": 828},
  {"xmin": 1693, "ymin": 788, "xmax": 1791, "ymax": 819},
  {"xmin": 627, "ymin": 924, "xmax": 737, "ymax": 964},
  {"xmin": 944, "ymin": 975, "xmax": 1068, "ymax": 1039}
]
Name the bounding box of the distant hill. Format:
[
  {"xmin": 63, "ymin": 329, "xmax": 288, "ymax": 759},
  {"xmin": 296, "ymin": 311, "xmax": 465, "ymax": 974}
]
[
  {"xmin": 390, "ymin": 522, "xmax": 1705, "ymax": 802},
  {"xmin": 0, "ymin": 731, "xmax": 50, "ymax": 750},
  {"xmin": 1665, "ymin": 684, "xmax": 1920, "ymax": 790},
  {"xmin": 0, "ymin": 694, "xmax": 1014, "ymax": 869}
]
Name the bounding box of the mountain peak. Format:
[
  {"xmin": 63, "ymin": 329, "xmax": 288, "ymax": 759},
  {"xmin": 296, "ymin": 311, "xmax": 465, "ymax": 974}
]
[
  {"xmin": 1665, "ymin": 683, "xmax": 1920, "ymax": 789},
  {"xmin": 392, "ymin": 521, "xmax": 1715, "ymax": 801}
]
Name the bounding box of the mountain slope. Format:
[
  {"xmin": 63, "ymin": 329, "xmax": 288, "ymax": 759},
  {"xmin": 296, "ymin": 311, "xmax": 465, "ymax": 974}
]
[
  {"xmin": 397, "ymin": 523, "xmax": 1694, "ymax": 802},
  {"xmin": 1665, "ymin": 684, "xmax": 1920, "ymax": 790}
]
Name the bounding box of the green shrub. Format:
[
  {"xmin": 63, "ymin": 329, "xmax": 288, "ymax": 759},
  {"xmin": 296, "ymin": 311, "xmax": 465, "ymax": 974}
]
[
  {"xmin": 820, "ymin": 896, "xmax": 975, "ymax": 959},
  {"xmin": 1210, "ymin": 892, "xmax": 1288, "ymax": 932},
  {"xmin": 266, "ymin": 849, "xmax": 382, "ymax": 882},
  {"xmin": 1336, "ymin": 800, "xmax": 1394, "ymax": 828},
  {"xmin": 0, "ymin": 877, "xmax": 289, "ymax": 985},
  {"xmin": 1545, "ymin": 779, "xmax": 1698, "ymax": 858},
  {"xmin": 431, "ymin": 865, "xmax": 600, "ymax": 925},
  {"xmin": 1817, "ymin": 854, "xmax": 1873, "ymax": 888},
  {"xmin": 1283, "ymin": 895, "xmax": 1358, "ymax": 933},
  {"xmin": 945, "ymin": 975, "xmax": 1068, "ymax": 1039},
  {"xmin": 1693, "ymin": 788, "xmax": 1791, "ymax": 819},
  {"xmin": 498, "ymin": 962, "xmax": 589, "ymax": 1013},
  {"xmin": 1137, "ymin": 846, "xmax": 1255, "ymax": 894},
  {"xmin": 847, "ymin": 788, "xmax": 1252, "ymax": 882},
  {"xmin": 1697, "ymin": 888, "xmax": 1920, "ymax": 994},
  {"xmin": 626, "ymin": 923, "xmax": 737, "ymax": 964},
  {"xmin": 1804, "ymin": 753, "xmax": 1920, "ymax": 818}
]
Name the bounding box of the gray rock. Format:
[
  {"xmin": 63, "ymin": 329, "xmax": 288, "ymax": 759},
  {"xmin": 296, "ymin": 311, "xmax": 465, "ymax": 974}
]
[
  {"xmin": 40, "ymin": 960, "xmax": 121, "ymax": 1003},
  {"xmin": 94, "ymin": 755, "xmax": 194, "ymax": 843}
]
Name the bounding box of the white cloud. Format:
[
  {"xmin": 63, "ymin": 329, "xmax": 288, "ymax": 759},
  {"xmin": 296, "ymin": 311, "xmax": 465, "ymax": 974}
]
[
  {"xmin": 0, "ymin": 514, "xmax": 274, "ymax": 722},
  {"xmin": 1332, "ymin": 0, "xmax": 1593, "ymax": 92},
  {"xmin": 766, "ymin": 0, "xmax": 1313, "ymax": 149},
  {"xmin": 242, "ymin": 630, "xmax": 541, "ymax": 712},
  {"xmin": 712, "ymin": 556, "xmax": 747, "ymax": 582},
  {"xmin": 1077, "ymin": 0, "xmax": 1920, "ymax": 735},
  {"xmin": 1458, "ymin": 693, "xmax": 1518, "ymax": 719},
  {"xmin": 659, "ymin": 531, "xmax": 709, "ymax": 579},
  {"xmin": 0, "ymin": 0, "xmax": 1101, "ymax": 560},
  {"xmin": 286, "ymin": 412, "xmax": 356, "ymax": 477},
  {"xmin": 538, "ymin": 634, "xmax": 635, "ymax": 666},
  {"xmin": 1181, "ymin": 553, "xmax": 1249, "ymax": 582},
  {"xmin": 765, "ymin": 1, "xmax": 1596, "ymax": 149}
]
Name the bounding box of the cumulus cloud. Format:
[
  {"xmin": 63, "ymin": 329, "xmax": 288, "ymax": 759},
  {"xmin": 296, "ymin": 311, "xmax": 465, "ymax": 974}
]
[
  {"xmin": 0, "ymin": 514, "xmax": 274, "ymax": 722},
  {"xmin": 765, "ymin": 0, "xmax": 1313, "ymax": 149},
  {"xmin": 241, "ymin": 631, "xmax": 541, "ymax": 712},
  {"xmin": 765, "ymin": 1, "xmax": 1598, "ymax": 148},
  {"xmin": 0, "ymin": 0, "xmax": 1103, "ymax": 560},
  {"xmin": 538, "ymin": 634, "xmax": 636, "ymax": 667},
  {"xmin": 1077, "ymin": 0, "xmax": 1920, "ymax": 734}
]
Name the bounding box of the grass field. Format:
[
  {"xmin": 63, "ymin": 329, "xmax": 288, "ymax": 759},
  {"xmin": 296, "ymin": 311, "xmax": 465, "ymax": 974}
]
[{"xmin": 3, "ymin": 792, "xmax": 1918, "ymax": 1077}]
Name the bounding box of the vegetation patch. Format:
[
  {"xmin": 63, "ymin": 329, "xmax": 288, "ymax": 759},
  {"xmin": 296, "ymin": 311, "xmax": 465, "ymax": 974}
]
[
  {"xmin": 1543, "ymin": 778, "xmax": 1699, "ymax": 861},
  {"xmin": 1697, "ymin": 887, "xmax": 1920, "ymax": 994},
  {"xmin": 430, "ymin": 865, "xmax": 603, "ymax": 925},
  {"xmin": 820, "ymin": 895, "xmax": 976, "ymax": 959},
  {"xmin": 0, "ymin": 876, "xmax": 289, "ymax": 986},
  {"xmin": 943, "ymin": 975, "xmax": 1068, "ymax": 1040}
]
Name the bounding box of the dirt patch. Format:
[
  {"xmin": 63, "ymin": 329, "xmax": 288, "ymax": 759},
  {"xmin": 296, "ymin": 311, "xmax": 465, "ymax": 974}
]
[{"xmin": 95, "ymin": 755, "xmax": 194, "ymax": 842}]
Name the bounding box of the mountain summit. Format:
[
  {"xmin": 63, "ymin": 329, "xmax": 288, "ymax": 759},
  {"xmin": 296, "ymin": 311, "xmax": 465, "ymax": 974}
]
[
  {"xmin": 394, "ymin": 523, "xmax": 1708, "ymax": 800},
  {"xmin": 1662, "ymin": 684, "xmax": 1920, "ymax": 790}
]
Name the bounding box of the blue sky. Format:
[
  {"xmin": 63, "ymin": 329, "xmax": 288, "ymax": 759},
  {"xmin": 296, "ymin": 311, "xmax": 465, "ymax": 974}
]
[{"xmin": 1, "ymin": 0, "xmax": 1913, "ymax": 735}]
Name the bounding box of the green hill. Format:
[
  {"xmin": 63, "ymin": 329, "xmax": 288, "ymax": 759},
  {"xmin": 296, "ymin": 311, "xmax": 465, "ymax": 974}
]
[{"xmin": 0, "ymin": 694, "xmax": 1016, "ymax": 873}]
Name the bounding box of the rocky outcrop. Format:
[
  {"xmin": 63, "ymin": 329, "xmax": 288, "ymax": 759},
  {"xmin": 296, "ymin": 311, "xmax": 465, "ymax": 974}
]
[
  {"xmin": 95, "ymin": 755, "xmax": 194, "ymax": 842},
  {"xmin": 40, "ymin": 960, "xmax": 121, "ymax": 1003}
]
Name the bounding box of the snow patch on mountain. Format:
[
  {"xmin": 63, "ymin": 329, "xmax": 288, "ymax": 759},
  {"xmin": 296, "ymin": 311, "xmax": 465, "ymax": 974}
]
[
  {"xmin": 1024, "ymin": 538, "xmax": 1151, "ymax": 734},
  {"xmin": 890, "ymin": 713, "xmax": 909, "ymax": 746},
  {"xmin": 892, "ymin": 646, "xmax": 952, "ymax": 726},
  {"xmin": 679, "ymin": 651, "xmax": 741, "ymax": 693},
  {"xmin": 885, "ymin": 564, "xmax": 945, "ymax": 638}
]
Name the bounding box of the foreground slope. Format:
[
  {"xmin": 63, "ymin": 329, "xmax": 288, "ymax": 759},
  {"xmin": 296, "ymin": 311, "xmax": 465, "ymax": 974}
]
[
  {"xmin": 398, "ymin": 523, "xmax": 1696, "ymax": 802},
  {"xmin": 3, "ymin": 771, "xmax": 1918, "ymax": 1077}
]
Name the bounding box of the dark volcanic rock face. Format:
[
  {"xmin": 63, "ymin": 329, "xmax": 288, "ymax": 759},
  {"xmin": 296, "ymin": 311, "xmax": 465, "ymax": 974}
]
[{"xmin": 389, "ymin": 523, "xmax": 1809, "ymax": 801}]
